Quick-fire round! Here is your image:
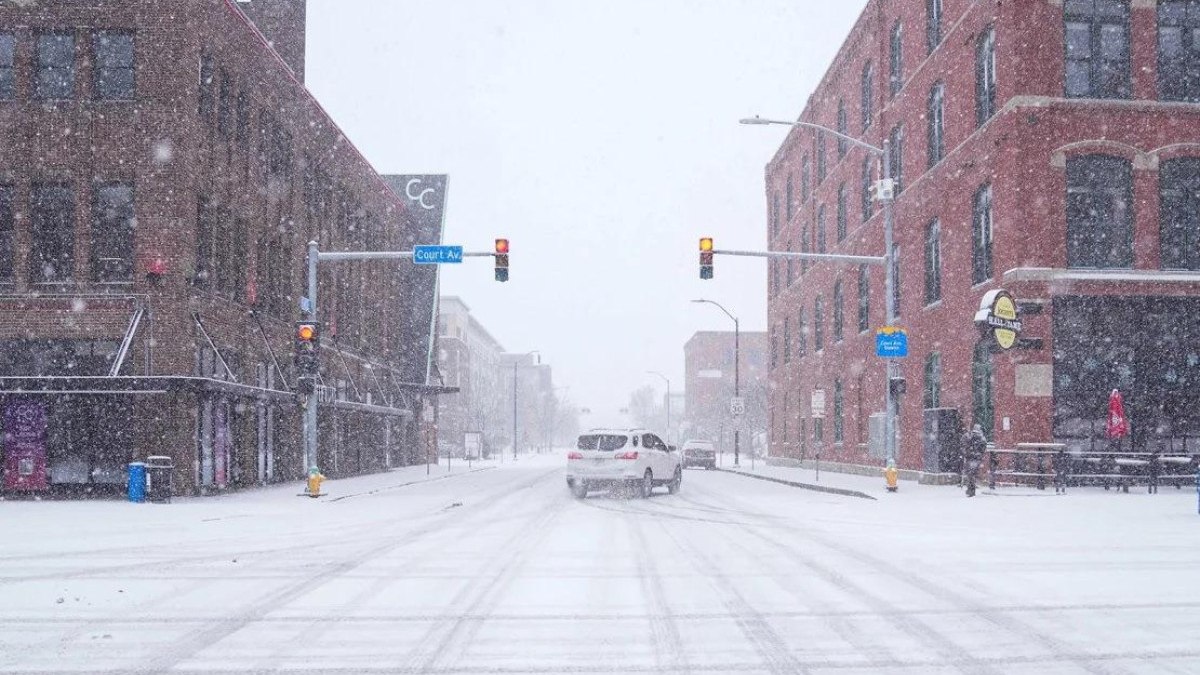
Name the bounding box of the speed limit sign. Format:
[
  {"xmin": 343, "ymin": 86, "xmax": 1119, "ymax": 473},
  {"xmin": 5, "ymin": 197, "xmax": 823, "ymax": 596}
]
[{"xmin": 730, "ymin": 397, "xmax": 746, "ymax": 416}]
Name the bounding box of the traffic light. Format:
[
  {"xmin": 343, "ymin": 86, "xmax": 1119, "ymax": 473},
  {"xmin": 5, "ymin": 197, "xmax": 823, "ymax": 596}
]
[
  {"xmin": 495, "ymin": 238, "xmax": 510, "ymax": 282},
  {"xmin": 699, "ymin": 237, "xmax": 714, "ymax": 279},
  {"xmin": 294, "ymin": 321, "xmax": 320, "ymax": 381}
]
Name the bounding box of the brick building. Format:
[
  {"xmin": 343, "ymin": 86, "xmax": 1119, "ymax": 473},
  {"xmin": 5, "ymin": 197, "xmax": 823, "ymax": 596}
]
[
  {"xmin": 764, "ymin": 0, "xmax": 1200, "ymax": 471},
  {"xmin": 0, "ymin": 0, "xmax": 447, "ymax": 495},
  {"xmin": 683, "ymin": 331, "xmax": 767, "ymax": 456}
]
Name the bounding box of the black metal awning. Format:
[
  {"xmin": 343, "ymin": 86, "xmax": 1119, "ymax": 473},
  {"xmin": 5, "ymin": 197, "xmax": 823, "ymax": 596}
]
[{"xmin": 0, "ymin": 376, "xmax": 434, "ymax": 419}]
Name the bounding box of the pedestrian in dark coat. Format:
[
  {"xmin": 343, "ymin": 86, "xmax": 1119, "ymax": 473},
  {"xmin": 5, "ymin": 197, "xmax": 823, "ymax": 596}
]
[
  {"xmin": 1053, "ymin": 449, "xmax": 1069, "ymax": 494},
  {"xmin": 962, "ymin": 425, "xmax": 986, "ymax": 497}
]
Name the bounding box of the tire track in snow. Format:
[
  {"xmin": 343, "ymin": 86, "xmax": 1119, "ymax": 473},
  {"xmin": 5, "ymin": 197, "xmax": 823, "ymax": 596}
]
[
  {"xmin": 625, "ymin": 509, "xmax": 690, "ymax": 674},
  {"xmin": 654, "ymin": 514, "xmax": 809, "ymax": 675},
  {"xmin": 404, "ymin": 481, "xmax": 566, "ymax": 673},
  {"xmin": 686, "ymin": 474, "xmax": 1118, "ymax": 675},
  {"xmin": 122, "ymin": 467, "xmax": 560, "ymax": 675}
]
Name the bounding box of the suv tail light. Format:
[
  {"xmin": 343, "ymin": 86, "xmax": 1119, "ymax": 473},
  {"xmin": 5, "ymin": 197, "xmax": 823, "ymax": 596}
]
[
  {"xmin": 567, "ymin": 451, "xmax": 583, "ymax": 460},
  {"xmin": 614, "ymin": 451, "xmax": 639, "ymax": 460}
]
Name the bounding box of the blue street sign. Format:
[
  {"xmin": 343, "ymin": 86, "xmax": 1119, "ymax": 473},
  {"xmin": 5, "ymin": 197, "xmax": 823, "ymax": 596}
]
[
  {"xmin": 875, "ymin": 327, "xmax": 908, "ymax": 358},
  {"xmin": 413, "ymin": 245, "xmax": 464, "ymax": 264}
]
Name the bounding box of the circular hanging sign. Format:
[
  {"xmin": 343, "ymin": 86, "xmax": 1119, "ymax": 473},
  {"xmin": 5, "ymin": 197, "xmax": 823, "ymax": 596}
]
[{"xmin": 974, "ymin": 289, "xmax": 1022, "ymax": 350}]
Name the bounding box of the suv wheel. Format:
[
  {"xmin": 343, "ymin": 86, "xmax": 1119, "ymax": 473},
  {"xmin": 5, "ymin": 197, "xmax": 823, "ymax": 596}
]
[
  {"xmin": 667, "ymin": 466, "xmax": 682, "ymax": 494},
  {"xmin": 570, "ymin": 481, "xmax": 588, "ymax": 499},
  {"xmin": 639, "ymin": 469, "xmax": 653, "ymax": 499}
]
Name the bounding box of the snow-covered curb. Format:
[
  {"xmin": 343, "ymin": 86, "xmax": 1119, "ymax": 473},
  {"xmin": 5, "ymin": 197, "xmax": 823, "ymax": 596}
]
[{"xmin": 718, "ymin": 468, "xmax": 876, "ymax": 500}]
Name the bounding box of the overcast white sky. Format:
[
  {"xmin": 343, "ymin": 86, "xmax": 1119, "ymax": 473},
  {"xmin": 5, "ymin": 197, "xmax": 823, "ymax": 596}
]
[{"xmin": 306, "ymin": 0, "xmax": 868, "ymax": 427}]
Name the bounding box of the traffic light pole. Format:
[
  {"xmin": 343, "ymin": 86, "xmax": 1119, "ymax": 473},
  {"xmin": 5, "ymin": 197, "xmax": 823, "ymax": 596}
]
[
  {"xmin": 300, "ymin": 241, "xmax": 503, "ymax": 475},
  {"xmin": 735, "ymin": 116, "xmax": 899, "ymax": 470}
]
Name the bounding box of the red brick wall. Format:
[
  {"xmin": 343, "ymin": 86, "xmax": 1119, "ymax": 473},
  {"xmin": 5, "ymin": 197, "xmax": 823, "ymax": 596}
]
[{"xmin": 764, "ymin": 0, "xmax": 1200, "ymax": 470}]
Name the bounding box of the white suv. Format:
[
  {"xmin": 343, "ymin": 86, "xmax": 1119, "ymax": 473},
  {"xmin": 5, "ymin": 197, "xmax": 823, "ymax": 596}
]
[{"xmin": 566, "ymin": 429, "xmax": 682, "ymax": 499}]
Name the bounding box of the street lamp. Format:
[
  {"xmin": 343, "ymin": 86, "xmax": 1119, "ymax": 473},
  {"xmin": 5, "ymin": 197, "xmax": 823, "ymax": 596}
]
[
  {"xmin": 692, "ymin": 299, "xmax": 741, "ymax": 466},
  {"xmin": 740, "ymin": 115, "xmax": 899, "ymax": 470},
  {"xmin": 512, "ymin": 350, "xmax": 540, "ymax": 462},
  {"xmin": 646, "ymin": 371, "xmax": 671, "ymax": 444}
]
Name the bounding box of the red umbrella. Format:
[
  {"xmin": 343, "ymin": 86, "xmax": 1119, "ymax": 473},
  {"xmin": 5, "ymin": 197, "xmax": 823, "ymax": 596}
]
[{"xmin": 1106, "ymin": 389, "xmax": 1128, "ymax": 439}]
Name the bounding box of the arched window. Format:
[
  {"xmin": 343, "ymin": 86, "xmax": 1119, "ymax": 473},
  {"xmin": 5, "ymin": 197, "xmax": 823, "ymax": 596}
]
[
  {"xmin": 1066, "ymin": 154, "xmax": 1132, "ymax": 268},
  {"xmin": 928, "ymin": 82, "xmax": 945, "ymax": 168}
]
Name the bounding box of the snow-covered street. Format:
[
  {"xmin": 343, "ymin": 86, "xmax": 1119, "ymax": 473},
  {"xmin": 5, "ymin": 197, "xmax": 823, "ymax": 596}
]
[{"xmin": 2, "ymin": 454, "xmax": 1200, "ymax": 674}]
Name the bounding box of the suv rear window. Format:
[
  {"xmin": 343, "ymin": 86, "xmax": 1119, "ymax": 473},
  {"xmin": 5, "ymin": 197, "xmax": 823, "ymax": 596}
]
[{"xmin": 577, "ymin": 434, "xmax": 628, "ymax": 451}]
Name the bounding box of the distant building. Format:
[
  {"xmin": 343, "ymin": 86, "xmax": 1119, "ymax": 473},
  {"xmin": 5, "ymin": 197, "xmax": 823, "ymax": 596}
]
[
  {"xmin": 436, "ymin": 297, "xmax": 507, "ymax": 458},
  {"xmin": 683, "ymin": 332, "xmax": 767, "ymax": 455},
  {"xmin": 0, "ymin": 0, "xmax": 449, "ymax": 496}
]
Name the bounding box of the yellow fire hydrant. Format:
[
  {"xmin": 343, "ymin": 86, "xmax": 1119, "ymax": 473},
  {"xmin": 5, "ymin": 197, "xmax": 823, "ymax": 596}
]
[
  {"xmin": 884, "ymin": 460, "xmax": 898, "ymax": 493},
  {"xmin": 306, "ymin": 466, "xmax": 325, "ymax": 498}
]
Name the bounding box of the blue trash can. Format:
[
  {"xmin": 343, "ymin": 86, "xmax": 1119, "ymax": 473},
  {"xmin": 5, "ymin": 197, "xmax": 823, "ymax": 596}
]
[{"xmin": 128, "ymin": 462, "xmax": 147, "ymax": 503}]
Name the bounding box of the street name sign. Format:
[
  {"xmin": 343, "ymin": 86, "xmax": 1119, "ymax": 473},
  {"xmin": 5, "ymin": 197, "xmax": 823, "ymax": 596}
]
[
  {"xmin": 875, "ymin": 326, "xmax": 909, "ymax": 358},
  {"xmin": 413, "ymin": 245, "xmax": 464, "ymax": 264}
]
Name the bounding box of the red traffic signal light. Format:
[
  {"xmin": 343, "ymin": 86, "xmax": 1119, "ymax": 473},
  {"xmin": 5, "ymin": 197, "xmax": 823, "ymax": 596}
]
[
  {"xmin": 495, "ymin": 238, "xmax": 510, "ymax": 282},
  {"xmin": 699, "ymin": 237, "xmax": 714, "ymax": 280}
]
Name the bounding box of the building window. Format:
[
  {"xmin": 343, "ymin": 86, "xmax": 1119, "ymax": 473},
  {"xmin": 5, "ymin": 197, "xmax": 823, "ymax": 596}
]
[
  {"xmin": 1160, "ymin": 1, "xmax": 1200, "ymax": 101},
  {"xmin": 927, "ymin": 0, "xmax": 943, "ymax": 53},
  {"xmin": 833, "ymin": 279, "xmax": 845, "ymax": 343},
  {"xmin": 972, "ymin": 183, "xmax": 994, "ymax": 284},
  {"xmin": 836, "ymin": 184, "xmax": 847, "ymax": 242},
  {"xmin": 199, "ymin": 53, "xmax": 215, "ymax": 119},
  {"xmin": 771, "ymin": 333, "xmax": 778, "ymax": 369},
  {"xmin": 0, "ymin": 185, "xmax": 12, "ymax": 282},
  {"xmin": 861, "ymin": 155, "xmax": 874, "ymax": 222},
  {"xmin": 1065, "ymin": 0, "xmax": 1131, "ymax": 99},
  {"xmin": 94, "ymin": 32, "xmax": 134, "ymax": 101},
  {"xmin": 772, "ymin": 262, "xmax": 780, "ymax": 298},
  {"xmin": 235, "ymin": 92, "xmax": 250, "ymax": 146},
  {"xmin": 801, "ymin": 223, "xmax": 811, "ymax": 273},
  {"xmin": 857, "ymin": 265, "xmax": 870, "ymax": 332},
  {"xmin": 786, "ymin": 239, "xmax": 795, "ymax": 285},
  {"xmin": 91, "ymin": 184, "xmax": 134, "ymax": 282},
  {"xmin": 976, "ymin": 27, "xmax": 996, "ymax": 127},
  {"xmin": 814, "ymin": 296, "xmax": 825, "ymax": 351},
  {"xmin": 1161, "ymin": 158, "xmax": 1200, "ymax": 270},
  {"xmin": 0, "ymin": 34, "xmax": 15, "ymax": 100},
  {"xmin": 861, "ymin": 62, "xmax": 875, "ymax": 130},
  {"xmin": 923, "ymin": 352, "xmax": 942, "ymax": 409},
  {"xmin": 888, "ymin": 126, "xmax": 904, "ymax": 194},
  {"xmin": 1066, "ymin": 155, "xmax": 1132, "ymax": 268},
  {"xmin": 783, "ymin": 317, "xmax": 791, "ymax": 364},
  {"xmin": 36, "ymin": 33, "xmax": 75, "ymax": 100},
  {"xmin": 817, "ymin": 135, "xmax": 827, "ymax": 183},
  {"xmin": 798, "ymin": 308, "xmax": 807, "ymax": 357},
  {"xmin": 801, "ymin": 156, "xmax": 811, "ymax": 202},
  {"xmin": 972, "ymin": 341, "xmax": 995, "ymax": 438},
  {"xmin": 813, "ymin": 417, "xmax": 824, "ymax": 446},
  {"xmin": 816, "ymin": 205, "xmax": 827, "ymax": 253},
  {"xmin": 928, "ymin": 82, "xmax": 945, "ymax": 168},
  {"xmin": 30, "ymin": 184, "xmax": 75, "ymax": 283},
  {"xmin": 837, "ymin": 100, "xmax": 849, "ymax": 158},
  {"xmin": 925, "ymin": 219, "xmax": 942, "ymax": 304},
  {"xmin": 890, "ymin": 244, "xmax": 901, "ymax": 319},
  {"xmin": 218, "ymin": 70, "xmax": 233, "ymax": 138},
  {"xmin": 785, "ymin": 174, "xmax": 794, "ymax": 223},
  {"xmin": 890, "ymin": 21, "xmax": 904, "ymax": 98},
  {"xmin": 196, "ymin": 195, "xmax": 215, "ymax": 287},
  {"xmin": 833, "ymin": 379, "xmax": 844, "ymax": 443}
]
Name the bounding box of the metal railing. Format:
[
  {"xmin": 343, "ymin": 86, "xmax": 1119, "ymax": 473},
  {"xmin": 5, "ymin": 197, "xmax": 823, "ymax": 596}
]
[{"xmin": 983, "ymin": 445, "xmax": 1200, "ymax": 492}]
